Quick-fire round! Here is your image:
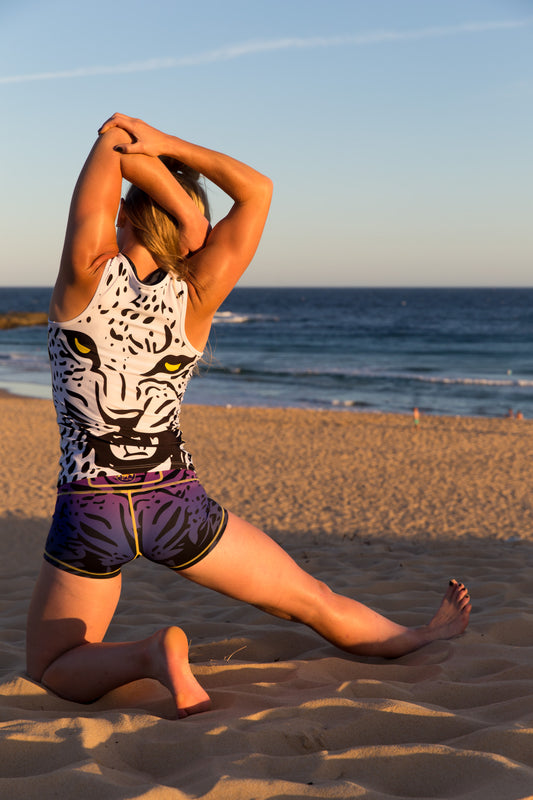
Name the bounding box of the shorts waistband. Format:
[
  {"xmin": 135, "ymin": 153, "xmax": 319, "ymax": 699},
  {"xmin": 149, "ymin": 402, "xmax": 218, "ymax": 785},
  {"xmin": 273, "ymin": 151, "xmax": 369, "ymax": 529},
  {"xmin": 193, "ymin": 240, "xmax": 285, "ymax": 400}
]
[{"xmin": 57, "ymin": 469, "xmax": 199, "ymax": 495}]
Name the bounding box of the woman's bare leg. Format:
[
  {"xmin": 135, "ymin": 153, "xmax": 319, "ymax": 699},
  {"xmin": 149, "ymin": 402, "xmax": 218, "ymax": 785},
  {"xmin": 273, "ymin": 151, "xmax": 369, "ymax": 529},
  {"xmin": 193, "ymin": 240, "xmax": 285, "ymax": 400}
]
[
  {"xmin": 26, "ymin": 561, "xmax": 210, "ymax": 716},
  {"xmin": 182, "ymin": 512, "xmax": 471, "ymax": 658}
]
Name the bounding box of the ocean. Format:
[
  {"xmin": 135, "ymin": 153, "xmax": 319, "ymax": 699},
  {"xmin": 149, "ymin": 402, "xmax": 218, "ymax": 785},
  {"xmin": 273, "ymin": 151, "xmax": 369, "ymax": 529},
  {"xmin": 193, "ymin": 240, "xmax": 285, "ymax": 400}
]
[{"xmin": 1, "ymin": 285, "xmax": 532, "ymax": 419}]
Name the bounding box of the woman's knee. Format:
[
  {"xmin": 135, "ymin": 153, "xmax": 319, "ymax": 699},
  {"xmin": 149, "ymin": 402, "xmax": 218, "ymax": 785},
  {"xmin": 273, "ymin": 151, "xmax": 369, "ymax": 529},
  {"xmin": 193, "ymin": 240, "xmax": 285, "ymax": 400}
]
[
  {"xmin": 26, "ymin": 617, "xmax": 89, "ymax": 683},
  {"xmin": 306, "ymin": 578, "xmax": 337, "ymax": 618},
  {"xmin": 278, "ymin": 577, "xmax": 336, "ymax": 627},
  {"xmin": 26, "ymin": 562, "xmax": 121, "ymax": 682}
]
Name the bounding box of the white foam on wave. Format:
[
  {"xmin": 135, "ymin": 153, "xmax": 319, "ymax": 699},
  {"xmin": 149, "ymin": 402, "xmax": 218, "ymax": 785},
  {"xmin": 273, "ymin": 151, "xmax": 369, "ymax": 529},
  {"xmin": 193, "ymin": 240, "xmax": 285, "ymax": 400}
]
[
  {"xmin": 207, "ymin": 360, "xmax": 533, "ymax": 388},
  {"xmin": 410, "ymin": 374, "xmax": 533, "ymax": 388},
  {"xmin": 311, "ymin": 365, "xmax": 533, "ymax": 388},
  {"xmin": 0, "ymin": 351, "xmax": 49, "ymax": 371},
  {"xmin": 213, "ymin": 310, "xmax": 279, "ymax": 324}
]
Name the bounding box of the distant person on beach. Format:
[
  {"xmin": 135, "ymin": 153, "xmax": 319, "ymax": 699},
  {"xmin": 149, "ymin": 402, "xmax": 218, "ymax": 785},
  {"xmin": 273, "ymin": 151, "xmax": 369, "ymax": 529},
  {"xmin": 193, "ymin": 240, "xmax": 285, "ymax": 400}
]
[{"xmin": 26, "ymin": 114, "xmax": 471, "ymax": 717}]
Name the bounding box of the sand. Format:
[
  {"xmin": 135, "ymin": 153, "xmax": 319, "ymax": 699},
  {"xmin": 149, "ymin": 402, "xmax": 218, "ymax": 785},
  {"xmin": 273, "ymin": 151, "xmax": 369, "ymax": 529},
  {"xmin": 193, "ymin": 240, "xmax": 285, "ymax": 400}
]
[{"xmin": 1, "ymin": 394, "xmax": 532, "ymax": 799}]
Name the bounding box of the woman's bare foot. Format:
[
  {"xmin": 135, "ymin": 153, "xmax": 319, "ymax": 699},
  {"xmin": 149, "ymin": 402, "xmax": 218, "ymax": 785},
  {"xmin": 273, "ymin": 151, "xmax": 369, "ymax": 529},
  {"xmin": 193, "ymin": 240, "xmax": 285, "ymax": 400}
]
[
  {"xmin": 148, "ymin": 626, "xmax": 211, "ymax": 718},
  {"xmin": 419, "ymin": 579, "xmax": 471, "ymax": 645},
  {"xmin": 343, "ymin": 578, "xmax": 472, "ymax": 658}
]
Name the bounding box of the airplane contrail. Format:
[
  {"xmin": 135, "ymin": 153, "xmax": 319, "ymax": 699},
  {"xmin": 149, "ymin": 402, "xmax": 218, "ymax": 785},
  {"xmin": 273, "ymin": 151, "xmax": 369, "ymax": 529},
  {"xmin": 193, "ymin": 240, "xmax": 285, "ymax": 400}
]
[{"xmin": 0, "ymin": 19, "xmax": 530, "ymax": 85}]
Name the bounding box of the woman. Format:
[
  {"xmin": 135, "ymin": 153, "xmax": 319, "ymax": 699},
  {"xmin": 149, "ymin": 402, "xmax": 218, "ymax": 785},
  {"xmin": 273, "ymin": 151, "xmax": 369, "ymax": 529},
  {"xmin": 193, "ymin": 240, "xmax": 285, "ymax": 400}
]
[{"xmin": 26, "ymin": 114, "xmax": 471, "ymax": 717}]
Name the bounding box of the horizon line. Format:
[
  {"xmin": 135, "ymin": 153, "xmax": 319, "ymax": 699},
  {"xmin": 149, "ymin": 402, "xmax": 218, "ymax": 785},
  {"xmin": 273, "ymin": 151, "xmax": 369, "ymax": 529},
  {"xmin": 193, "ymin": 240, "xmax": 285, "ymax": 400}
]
[{"xmin": 2, "ymin": 284, "xmax": 533, "ymax": 292}]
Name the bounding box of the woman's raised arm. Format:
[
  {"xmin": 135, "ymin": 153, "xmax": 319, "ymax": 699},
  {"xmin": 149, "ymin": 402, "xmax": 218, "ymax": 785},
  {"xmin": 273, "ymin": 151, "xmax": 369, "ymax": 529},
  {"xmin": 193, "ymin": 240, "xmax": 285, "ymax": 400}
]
[
  {"xmin": 52, "ymin": 128, "xmax": 123, "ymax": 319},
  {"xmin": 99, "ymin": 113, "xmax": 273, "ymax": 317},
  {"xmin": 53, "ymin": 123, "xmax": 209, "ymax": 321}
]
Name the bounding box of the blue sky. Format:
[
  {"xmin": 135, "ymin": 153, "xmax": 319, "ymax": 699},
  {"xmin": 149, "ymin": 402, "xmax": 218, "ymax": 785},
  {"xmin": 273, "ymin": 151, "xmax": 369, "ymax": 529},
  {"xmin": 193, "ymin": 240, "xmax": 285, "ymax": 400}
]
[{"xmin": 1, "ymin": 0, "xmax": 531, "ymax": 287}]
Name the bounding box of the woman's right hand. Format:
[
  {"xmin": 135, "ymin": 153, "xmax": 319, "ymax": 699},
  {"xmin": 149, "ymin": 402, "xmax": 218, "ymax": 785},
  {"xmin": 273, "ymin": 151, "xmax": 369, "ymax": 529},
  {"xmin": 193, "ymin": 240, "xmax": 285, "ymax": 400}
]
[{"xmin": 98, "ymin": 113, "xmax": 170, "ymax": 157}]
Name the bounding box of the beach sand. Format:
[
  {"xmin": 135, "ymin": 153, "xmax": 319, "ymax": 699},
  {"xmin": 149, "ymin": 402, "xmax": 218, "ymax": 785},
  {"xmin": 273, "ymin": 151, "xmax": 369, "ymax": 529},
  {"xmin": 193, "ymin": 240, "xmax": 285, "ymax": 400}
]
[{"xmin": 1, "ymin": 394, "xmax": 532, "ymax": 799}]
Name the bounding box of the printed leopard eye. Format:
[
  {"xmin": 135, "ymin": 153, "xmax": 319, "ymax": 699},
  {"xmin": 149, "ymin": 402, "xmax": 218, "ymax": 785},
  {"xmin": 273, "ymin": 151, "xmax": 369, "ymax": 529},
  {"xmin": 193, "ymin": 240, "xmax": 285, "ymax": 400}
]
[
  {"xmin": 63, "ymin": 329, "xmax": 101, "ymax": 370},
  {"xmin": 75, "ymin": 337, "xmax": 91, "ymax": 355},
  {"xmin": 164, "ymin": 361, "xmax": 182, "ymax": 373},
  {"xmin": 143, "ymin": 353, "xmax": 196, "ymax": 378}
]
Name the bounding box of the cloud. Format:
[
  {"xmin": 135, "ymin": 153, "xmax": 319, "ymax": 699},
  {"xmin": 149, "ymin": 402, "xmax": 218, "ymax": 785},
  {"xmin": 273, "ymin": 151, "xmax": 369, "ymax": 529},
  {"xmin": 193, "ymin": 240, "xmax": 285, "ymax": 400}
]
[{"xmin": 0, "ymin": 18, "xmax": 531, "ymax": 85}]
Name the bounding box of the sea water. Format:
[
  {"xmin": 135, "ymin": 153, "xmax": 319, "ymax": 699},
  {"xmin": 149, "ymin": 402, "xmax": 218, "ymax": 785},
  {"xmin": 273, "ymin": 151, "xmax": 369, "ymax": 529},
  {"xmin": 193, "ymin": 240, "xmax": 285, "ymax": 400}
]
[{"xmin": 1, "ymin": 286, "xmax": 532, "ymax": 418}]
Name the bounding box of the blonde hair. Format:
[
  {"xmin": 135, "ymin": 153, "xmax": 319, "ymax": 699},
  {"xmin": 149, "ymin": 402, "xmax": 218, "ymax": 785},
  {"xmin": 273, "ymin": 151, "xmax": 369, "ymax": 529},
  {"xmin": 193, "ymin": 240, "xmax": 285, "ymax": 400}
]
[{"xmin": 123, "ymin": 157, "xmax": 210, "ymax": 278}]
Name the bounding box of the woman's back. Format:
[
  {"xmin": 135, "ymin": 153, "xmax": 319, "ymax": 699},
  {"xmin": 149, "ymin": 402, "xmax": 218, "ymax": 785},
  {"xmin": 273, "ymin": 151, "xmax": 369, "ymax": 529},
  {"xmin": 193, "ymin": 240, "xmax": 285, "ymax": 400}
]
[{"xmin": 49, "ymin": 255, "xmax": 201, "ymax": 484}]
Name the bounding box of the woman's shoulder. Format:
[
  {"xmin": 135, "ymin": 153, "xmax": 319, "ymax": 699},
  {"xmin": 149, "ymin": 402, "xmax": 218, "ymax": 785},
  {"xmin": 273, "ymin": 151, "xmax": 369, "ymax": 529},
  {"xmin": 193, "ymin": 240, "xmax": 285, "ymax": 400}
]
[{"xmin": 50, "ymin": 253, "xmax": 120, "ymax": 323}]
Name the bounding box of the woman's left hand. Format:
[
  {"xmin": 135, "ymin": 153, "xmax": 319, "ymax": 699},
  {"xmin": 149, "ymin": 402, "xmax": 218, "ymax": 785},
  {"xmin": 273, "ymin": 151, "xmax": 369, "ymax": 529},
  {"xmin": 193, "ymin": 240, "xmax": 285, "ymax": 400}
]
[{"xmin": 98, "ymin": 113, "xmax": 170, "ymax": 157}]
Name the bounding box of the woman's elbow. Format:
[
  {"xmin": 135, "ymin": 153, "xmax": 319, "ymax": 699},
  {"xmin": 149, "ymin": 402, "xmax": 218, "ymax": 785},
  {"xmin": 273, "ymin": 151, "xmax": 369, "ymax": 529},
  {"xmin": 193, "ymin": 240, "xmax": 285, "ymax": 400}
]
[
  {"xmin": 183, "ymin": 217, "xmax": 211, "ymax": 256},
  {"xmin": 259, "ymin": 174, "xmax": 273, "ymax": 200},
  {"xmin": 251, "ymin": 174, "xmax": 273, "ymax": 210}
]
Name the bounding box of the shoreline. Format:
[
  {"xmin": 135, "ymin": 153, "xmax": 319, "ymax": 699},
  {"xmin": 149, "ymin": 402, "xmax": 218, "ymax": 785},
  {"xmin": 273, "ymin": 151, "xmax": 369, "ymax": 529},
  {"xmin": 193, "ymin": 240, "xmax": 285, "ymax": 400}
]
[{"xmin": 0, "ymin": 383, "xmax": 527, "ymax": 423}]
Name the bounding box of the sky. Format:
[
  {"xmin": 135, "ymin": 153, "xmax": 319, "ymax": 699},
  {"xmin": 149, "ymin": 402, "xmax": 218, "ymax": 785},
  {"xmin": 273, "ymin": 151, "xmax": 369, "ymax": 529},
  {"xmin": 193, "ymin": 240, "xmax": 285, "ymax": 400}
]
[{"xmin": 0, "ymin": 0, "xmax": 531, "ymax": 287}]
